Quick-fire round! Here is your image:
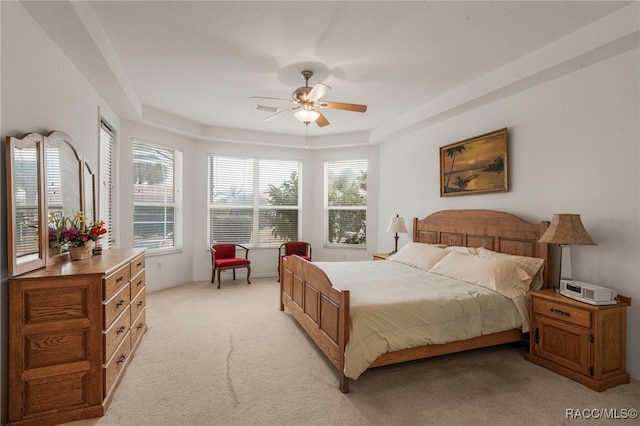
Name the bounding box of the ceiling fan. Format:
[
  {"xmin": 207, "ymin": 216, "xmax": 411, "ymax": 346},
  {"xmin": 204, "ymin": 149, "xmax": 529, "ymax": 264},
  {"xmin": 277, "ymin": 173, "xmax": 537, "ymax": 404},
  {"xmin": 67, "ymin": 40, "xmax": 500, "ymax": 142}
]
[{"xmin": 251, "ymin": 70, "xmax": 367, "ymax": 127}]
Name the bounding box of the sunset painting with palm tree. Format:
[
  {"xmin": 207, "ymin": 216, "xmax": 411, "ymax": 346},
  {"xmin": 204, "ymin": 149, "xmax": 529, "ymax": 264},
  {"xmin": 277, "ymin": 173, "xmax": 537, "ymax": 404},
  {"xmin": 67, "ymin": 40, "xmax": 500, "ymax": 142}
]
[{"xmin": 440, "ymin": 128, "xmax": 508, "ymax": 196}]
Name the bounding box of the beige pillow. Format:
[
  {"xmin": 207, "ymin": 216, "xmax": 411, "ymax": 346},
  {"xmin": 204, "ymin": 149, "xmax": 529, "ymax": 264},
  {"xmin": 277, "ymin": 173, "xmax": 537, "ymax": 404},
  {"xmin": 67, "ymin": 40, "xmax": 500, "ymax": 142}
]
[
  {"xmin": 387, "ymin": 242, "xmax": 450, "ymax": 271},
  {"xmin": 429, "ymin": 251, "xmax": 533, "ymax": 298},
  {"xmin": 478, "ymin": 248, "xmax": 545, "ymax": 290},
  {"xmin": 445, "ymin": 246, "xmax": 479, "ymax": 255}
]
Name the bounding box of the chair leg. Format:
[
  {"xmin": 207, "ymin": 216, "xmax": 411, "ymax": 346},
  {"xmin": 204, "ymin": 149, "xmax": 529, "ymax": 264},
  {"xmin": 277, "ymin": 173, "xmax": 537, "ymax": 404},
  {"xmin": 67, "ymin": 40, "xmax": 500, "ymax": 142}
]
[
  {"xmin": 217, "ymin": 269, "xmax": 222, "ymax": 289},
  {"xmin": 277, "ymin": 257, "xmax": 281, "ymax": 282},
  {"xmin": 246, "ymin": 265, "xmax": 251, "ymax": 284},
  {"xmin": 211, "ymin": 265, "xmax": 216, "ymax": 284},
  {"xmin": 233, "ymin": 269, "xmax": 236, "ymax": 281}
]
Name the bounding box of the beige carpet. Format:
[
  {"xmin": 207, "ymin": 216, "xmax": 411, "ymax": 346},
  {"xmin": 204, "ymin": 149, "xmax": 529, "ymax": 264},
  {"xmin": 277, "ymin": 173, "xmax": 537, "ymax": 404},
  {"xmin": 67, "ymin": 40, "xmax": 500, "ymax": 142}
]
[{"xmin": 66, "ymin": 277, "xmax": 639, "ymax": 426}]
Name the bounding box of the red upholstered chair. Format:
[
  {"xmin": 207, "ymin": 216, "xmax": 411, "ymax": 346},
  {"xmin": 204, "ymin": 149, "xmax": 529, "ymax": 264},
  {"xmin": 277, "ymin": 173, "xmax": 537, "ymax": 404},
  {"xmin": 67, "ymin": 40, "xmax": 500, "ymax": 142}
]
[
  {"xmin": 278, "ymin": 241, "xmax": 312, "ymax": 282},
  {"xmin": 211, "ymin": 244, "xmax": 251, "ymax": 289}
]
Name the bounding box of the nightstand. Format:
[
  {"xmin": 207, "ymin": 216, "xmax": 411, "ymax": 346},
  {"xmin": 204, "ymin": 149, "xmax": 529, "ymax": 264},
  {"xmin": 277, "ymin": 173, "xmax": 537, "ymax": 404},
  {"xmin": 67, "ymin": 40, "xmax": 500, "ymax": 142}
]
[
  {"xmin": 525, "ymin": 289, "xmax": 631, "ymax": 391},
  {"xmin": 372, "ymin": 253, "xmax": 390, "ymax": 261}
]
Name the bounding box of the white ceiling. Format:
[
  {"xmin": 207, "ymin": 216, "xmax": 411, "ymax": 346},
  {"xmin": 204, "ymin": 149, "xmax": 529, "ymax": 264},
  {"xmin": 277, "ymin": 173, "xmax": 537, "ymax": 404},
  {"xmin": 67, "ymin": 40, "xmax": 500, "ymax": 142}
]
[{"xmin": 22, "ymin": 1, "xmax": 633, "ymax": 142}]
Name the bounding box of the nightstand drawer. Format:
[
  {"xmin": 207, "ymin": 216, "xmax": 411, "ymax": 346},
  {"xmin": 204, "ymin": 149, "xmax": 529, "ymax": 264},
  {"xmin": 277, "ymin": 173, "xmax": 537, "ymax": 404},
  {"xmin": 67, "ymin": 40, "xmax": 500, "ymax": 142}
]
[{"xmin": 533, "ymin": 298, "xmax": 591, "ymax": 328}]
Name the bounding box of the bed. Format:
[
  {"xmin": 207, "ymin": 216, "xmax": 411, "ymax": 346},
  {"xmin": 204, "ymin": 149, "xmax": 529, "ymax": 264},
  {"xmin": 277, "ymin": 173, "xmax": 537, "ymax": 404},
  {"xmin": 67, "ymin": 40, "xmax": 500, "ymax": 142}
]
[{"xmin": 279, "ymin": 209, "xmax": 550, "ymax": 393}]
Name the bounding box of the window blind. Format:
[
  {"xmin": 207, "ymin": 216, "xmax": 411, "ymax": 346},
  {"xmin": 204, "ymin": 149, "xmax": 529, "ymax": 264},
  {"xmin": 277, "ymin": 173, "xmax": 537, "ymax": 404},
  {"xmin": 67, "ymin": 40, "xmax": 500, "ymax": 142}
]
[
  {"xmin": 133, "ymin": 141, "xmax": 183, "ymax": 252},
  {"xmin": 99, "ymin": 120, "xmax": 115, "ymax": 248},
  {"xmin": 209, "ymin": 156, "xmax": 301, "ymax": 246}
]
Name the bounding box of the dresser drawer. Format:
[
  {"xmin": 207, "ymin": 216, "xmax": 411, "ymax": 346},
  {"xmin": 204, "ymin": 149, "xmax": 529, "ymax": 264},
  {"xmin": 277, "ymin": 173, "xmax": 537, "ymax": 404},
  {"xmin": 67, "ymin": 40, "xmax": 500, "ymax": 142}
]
[
  {"xmin": 130, "ymin": 270, "xmax": 146, "ymax": 300},
  {"xmin": 104, "ymin": 264, "xmax": 131, "ymax": 300},
  {"xmin": 104, "ymin": 336, "xmax": 131, "ymax": 395},
  {"xmin": 104, "ymin": 283, "xmax": 131, "ymax": 328},
  {"xmin": 533, "ymin": 297, "xmax": 591, "ymax": 328},
  {"xmin": 104, "ymin": 307, "xmax": 131, "ymax": 362},
  {"xmin": 130, "ymin": 254, "xmax": 145, "ymax": 279},
  {"xmin": 130, "ymin": 308, "xmax": 147, "ymax": 350},
  {"xmin": 131, "ymin": 287, "xmax": 146, "ymax": 321}
]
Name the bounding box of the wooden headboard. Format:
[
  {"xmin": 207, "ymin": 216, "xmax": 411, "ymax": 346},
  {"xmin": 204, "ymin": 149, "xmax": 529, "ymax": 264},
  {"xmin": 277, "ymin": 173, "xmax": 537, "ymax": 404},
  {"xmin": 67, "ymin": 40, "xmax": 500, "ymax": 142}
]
[{"xmin": 413, "ymin": 209, "xmax": 550, "ymax": 288}]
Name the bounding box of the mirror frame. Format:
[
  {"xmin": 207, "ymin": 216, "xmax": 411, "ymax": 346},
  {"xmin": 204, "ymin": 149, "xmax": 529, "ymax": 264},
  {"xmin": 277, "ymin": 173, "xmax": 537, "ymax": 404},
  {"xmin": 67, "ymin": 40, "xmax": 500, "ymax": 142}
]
[
  {"xmin": 6, "ymin": 133, "xmax": 47, "ymax": 277},
  {"xmin": 5, "ymin": 130, "xmax": 97, "ymax": 276}
]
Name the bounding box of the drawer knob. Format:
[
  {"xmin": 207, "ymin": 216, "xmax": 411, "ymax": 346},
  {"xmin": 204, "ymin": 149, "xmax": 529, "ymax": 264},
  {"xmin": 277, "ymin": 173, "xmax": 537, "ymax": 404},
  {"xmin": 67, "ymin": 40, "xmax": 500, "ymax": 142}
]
[
  {"xmin": 137, "ymin": 280, "xmax": 143, "ymax": 287},
  {"xmin": 117, "ymin": 325, "xmax": 126, "ymax": 334},
  {"xmin": 137, "ymin": 323, "xmax": 144, "ymax": 329},
  {"xmin": 137, "ymin": 261, "xmax": 143, "ymax": 267},
  {"xmin": 137, "ymin": 301, "xmax": 144, "ymax": 307},
  {"xmin": 116, "ymin": 276, "xmax": 125, "ymax": 283},
  {"xmin": 117, "ymin": 354, "xmax": 126, "ymax": 365},
  {"xmin": 117, "ymin": 299, "xmax": 125, "ymax": 307},
  {"xmin": 550, "ymin": 307, "xmax": 570, "ymax": 317}
]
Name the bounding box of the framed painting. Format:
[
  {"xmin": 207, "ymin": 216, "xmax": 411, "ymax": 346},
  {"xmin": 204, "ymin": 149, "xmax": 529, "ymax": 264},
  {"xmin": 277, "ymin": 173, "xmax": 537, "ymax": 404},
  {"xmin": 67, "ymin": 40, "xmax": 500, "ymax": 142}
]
[{"xmin": 440, "ymin": 128, "xmax": 508, "ymax": 197}]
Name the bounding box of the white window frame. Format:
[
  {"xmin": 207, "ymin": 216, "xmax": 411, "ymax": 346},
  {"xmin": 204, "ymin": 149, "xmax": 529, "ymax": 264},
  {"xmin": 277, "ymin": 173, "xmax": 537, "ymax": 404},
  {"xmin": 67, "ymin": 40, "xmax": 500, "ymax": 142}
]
[
  {"xmin": 208, "ymin": 155, "xmax": 302, "ymax": 248},
  {"xmin": 324, "ymin": 158, "xmax": 368, "ymax": 248},
  {"xmin": 132, "ymin": 140, "xmax": 183, "ymax": 255}
]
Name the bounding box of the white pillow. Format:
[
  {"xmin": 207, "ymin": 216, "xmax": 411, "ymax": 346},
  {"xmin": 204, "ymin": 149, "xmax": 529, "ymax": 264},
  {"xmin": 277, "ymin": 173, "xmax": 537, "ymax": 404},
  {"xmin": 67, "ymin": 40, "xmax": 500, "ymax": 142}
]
[
  {"xmin": 478, "ymin": 248, "xmax": 545, "ymax": 290},
  {"xmin": 445, "ymin": 246, "xmax": 479, "ymax": 255},
  {"xmin": 429, "ymin": 251, "xmax": 533, "ymax": 298},
  {"xmin": 387, "ymin": 242, "xmax": 450, "ymax": 271}
]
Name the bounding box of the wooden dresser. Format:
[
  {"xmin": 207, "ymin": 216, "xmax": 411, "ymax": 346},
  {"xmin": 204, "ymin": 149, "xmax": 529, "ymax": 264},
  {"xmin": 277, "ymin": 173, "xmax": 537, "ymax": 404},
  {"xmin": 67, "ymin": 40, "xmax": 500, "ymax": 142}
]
[
  {"xmin": 526, "ymin": 289, "xmax": 630, "ymax": 391},
  {"xmin": 8, "ymin": 248, "xmax": 147, "ymax": 425}
]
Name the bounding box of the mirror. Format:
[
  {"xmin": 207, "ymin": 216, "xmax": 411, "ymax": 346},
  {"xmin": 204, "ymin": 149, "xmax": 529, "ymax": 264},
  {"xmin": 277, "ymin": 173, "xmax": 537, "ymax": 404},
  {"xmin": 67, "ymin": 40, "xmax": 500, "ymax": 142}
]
[
  {"xmin": 5, "ymin": 130, "xmax": 97, "ymax": 276},
  {"xmin": 45, "ymin": 132, "xmax": 82, "ymax": 260},
  {"xmin": 6, "ymin": 133, "xmax": 46, "ymax": 276},
  {"xmin": 46, "ymin": 132, "xmax": 82, "ymax": 219}
]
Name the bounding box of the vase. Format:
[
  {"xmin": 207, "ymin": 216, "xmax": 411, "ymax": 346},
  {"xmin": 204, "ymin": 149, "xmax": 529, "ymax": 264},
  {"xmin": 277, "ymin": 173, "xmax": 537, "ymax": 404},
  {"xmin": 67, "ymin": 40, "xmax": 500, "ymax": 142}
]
[{"xmin": 69, "ymin": 242, "xmax": 94, "ymax": 260}]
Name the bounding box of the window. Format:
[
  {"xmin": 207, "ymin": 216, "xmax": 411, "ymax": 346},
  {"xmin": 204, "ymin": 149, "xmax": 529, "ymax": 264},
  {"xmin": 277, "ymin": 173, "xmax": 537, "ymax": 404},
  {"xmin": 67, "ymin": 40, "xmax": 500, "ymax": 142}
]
[
  {"xmin": 325, "ymin": 159, "xmax": 367, "ymax": 246},
  {"xmin": 99, "ymin": 120, "xmax": 115, "ymax": 248},
  {"xmin": 208, "ymin": 156, "xmax": 301, "ymax": 246},
  {"xmin": 133, "ymin": 141, "xmax": 183, "ymax": 252}
]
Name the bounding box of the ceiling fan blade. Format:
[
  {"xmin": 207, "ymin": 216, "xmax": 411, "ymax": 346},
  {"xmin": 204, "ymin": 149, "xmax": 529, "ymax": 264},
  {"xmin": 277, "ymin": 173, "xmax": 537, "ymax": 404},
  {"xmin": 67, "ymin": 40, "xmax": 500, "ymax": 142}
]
[
  {"xmin": 318, "ymin": 101, "xmax": 367, "ymax": 113},
  {"xmin": 255, "ymin": 105, "xmax": 279, "ymax": 113},
  {"xmin": 315, "ymin": 111, "xmax": 330, "ymax": 127},
  {"xmin": 250, "ymin": 96, "xmax": 297, "ymax": 104},
  {"xmin": 307, "ymin": 83, "xmax": 331, "ymax": 102},
  {"xmin": 263, "ymin": 106, "xmax": 300, "ymax": 121}
]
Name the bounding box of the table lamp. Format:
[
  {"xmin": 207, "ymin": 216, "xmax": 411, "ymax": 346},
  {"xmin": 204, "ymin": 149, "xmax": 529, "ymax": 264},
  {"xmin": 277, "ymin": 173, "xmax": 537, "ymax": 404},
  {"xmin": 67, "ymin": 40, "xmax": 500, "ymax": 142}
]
[
  {"xmin": 538, "ymin": 214, "xmax": 596, "ymax": 286},
  {"xmin": 386, "ymin": 214, "xmax": 408, "ymax": 254}
]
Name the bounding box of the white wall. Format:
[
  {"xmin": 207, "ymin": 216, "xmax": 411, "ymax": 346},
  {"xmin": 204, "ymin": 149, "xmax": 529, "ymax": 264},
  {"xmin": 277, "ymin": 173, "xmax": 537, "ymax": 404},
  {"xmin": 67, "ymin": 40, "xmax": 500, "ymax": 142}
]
[
  {"xmin": 0, "ymin": 2, "xmax": 121, "ymax": 423},
  {"xmin": 378, "ymin": 49, "xmax": 640, "ymax": 379}
]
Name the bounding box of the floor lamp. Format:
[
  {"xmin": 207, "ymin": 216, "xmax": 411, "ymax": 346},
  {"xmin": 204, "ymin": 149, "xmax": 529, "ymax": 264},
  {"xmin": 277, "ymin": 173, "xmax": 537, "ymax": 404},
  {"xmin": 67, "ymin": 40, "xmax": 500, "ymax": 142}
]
[
  {"xmin": 538, "ymin": 214, "xmax": 597, "ymax": 289},
  {"xmin": 386, "ymin": 214, "xmax": 408, "ymax": 254}
]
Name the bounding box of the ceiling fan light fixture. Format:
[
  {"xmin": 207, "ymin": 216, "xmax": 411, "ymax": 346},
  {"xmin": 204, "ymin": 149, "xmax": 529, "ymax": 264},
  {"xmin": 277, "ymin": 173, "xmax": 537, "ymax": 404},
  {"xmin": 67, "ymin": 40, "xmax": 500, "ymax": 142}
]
[{"xmin": 295, "ymin": 108, "xmax": 320, "ymax": 124}]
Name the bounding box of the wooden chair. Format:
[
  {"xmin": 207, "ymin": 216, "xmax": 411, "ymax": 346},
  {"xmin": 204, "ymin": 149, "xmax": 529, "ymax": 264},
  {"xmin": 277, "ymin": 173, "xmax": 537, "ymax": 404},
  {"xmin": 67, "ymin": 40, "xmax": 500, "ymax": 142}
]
[
  {"xmin": 278, "ymin": 241, "xmax": 312, "ymax": 282},
  {"xmin": 211, "ymin": 244, "xmax": 251, "ymax": 289}
]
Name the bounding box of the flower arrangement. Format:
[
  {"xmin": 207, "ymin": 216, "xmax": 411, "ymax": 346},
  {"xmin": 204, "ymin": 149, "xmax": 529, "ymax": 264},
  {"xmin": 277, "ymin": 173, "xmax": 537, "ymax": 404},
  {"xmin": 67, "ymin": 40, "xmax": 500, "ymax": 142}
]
[
  {"xmin": 49, "ymin": 211, "xmax": 107, "ymax": 248},
  {"xmin": 47, "ymin": 212, "xmax": 65, "ymax": 249}
]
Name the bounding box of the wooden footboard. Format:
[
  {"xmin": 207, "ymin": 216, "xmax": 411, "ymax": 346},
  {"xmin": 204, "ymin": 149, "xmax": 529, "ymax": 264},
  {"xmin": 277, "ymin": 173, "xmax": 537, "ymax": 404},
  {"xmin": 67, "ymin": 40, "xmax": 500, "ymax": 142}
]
[
  {"xmin": 280, "ymin": 255, "xmax": 351, "ymax": 392},
  {"xmin": 280, "ymin": 209, "xmax": 549, "ymax": 393}
]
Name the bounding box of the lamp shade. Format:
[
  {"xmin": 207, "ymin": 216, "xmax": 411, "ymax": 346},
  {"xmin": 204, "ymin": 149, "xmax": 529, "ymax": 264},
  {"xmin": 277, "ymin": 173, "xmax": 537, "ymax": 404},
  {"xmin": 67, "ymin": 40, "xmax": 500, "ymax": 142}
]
[
  {"xmin": 538, "ymin": 214, "xmax": 596, "ymax": 245},
  {"xmin": 386, "ymin": 216, "xmax": 408, "ymax": 234},
  {"xmin": 294, "ymin": 109, "xmax": 320, "ymax": 124}
]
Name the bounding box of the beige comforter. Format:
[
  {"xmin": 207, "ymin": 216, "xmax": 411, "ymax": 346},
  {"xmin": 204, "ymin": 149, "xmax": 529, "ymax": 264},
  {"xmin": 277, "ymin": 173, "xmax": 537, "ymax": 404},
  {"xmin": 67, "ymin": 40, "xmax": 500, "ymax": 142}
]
[{"xmin": 314, "ymin": 260, "xmax": 524, "ymax": 380}]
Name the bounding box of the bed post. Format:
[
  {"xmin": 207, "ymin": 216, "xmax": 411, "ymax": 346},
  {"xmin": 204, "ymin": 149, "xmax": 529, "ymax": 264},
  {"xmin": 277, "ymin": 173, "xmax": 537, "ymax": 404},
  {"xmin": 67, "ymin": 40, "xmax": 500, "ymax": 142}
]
[{"xmin": 340, "ymin": 373, "xmax": 350, "ymax": 393}]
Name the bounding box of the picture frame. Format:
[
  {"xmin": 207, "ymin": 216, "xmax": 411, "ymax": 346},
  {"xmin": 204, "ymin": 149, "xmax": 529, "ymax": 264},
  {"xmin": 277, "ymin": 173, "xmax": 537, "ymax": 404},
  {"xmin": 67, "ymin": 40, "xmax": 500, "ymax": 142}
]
[{"xmin": 440, "ymin": 128, "xmax": 508, "ymax": 197}]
